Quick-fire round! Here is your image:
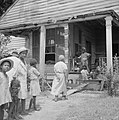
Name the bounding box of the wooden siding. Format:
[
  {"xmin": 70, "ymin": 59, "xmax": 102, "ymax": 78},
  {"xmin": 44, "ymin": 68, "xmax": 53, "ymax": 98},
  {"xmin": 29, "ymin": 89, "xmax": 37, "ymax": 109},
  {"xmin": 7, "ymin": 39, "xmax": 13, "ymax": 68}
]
[
  {"xmin": 0, "ymin": 0, "xmax": 119, "ymax": 29},
  {"xmin": 7, "ymin": 36, "xmax": 26, "ymax": 49}
]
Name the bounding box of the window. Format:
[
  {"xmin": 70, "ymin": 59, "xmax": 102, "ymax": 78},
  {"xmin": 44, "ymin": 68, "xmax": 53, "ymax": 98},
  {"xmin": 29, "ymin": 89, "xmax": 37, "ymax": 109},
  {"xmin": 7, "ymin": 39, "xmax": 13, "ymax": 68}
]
[
  {"xmin": 32, "ymin": 29, "xmax": 40, "ymax": 63},
  {"xmin": 45, "ymin": 28, "xmax": 55, "ymax": 64},
  {"xmin": 45, "ymin": 27, "xmax": 65, "ymax": 64}
]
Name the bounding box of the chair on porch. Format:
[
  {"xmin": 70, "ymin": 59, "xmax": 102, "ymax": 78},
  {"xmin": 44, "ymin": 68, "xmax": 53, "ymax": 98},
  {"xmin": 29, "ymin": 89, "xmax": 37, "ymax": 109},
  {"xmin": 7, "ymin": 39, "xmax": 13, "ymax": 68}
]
[{"xmin": 43, "ymin": 73, "xmax": 54, "ymax": 90}]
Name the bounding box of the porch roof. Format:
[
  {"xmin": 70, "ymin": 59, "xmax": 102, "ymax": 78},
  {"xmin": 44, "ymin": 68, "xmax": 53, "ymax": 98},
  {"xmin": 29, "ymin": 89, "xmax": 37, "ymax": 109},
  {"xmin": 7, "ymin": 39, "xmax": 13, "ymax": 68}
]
[{"xmin": 0, "ymin": 0, "xmax": 119, "ymax": 32}]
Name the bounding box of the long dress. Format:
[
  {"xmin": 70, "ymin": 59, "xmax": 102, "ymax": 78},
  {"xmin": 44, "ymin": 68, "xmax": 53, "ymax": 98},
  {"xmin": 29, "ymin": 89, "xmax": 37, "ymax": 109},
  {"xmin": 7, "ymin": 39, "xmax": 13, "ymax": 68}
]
[
  {"xmin": 51, "ymin": 61, "xmax": 68, "ymax": 96},
  {"xmin": 16, "ymin": 60, "xmax": 28, "ymax": 99},
  {"xmin": 0, "ymin": 72, "xmax": 12, "ymax": 106},
  {"xmin": 28, "ymin": 66, "xmax": 41, "ymax": 96}
]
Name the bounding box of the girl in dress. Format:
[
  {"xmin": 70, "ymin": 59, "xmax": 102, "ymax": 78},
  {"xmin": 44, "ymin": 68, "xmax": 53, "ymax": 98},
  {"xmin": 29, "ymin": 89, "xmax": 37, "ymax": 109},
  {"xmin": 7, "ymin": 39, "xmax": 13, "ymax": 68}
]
[
  {"xmin": 0, "ymin": 59, "xmax": 13, "ymax": 120},
  {"xmin": 80, "ymin": 65, "xmax": 89, "ymax": 80},
  {"xmin": 28, "ymin": 58, "xmax": 41, "ymax": 111}
]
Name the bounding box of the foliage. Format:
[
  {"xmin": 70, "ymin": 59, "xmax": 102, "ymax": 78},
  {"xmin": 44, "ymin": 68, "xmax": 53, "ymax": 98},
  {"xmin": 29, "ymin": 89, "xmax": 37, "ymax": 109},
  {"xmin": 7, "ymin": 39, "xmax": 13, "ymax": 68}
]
[
  {"xmin": 97, "ymin": 54, "xmax": 119, "ymax": 96},
  {"xmin": 0, "ymin": 33, "xmax": 11, "ymax": 59},
  {"xmin": 0, "ymin": 0, "xmax": 16, "ymax": 16}
]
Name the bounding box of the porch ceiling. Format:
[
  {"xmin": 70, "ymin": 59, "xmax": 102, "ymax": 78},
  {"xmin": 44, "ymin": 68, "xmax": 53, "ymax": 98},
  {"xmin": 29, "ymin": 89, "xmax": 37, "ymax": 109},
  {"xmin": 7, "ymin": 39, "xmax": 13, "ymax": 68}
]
[{"xmin": 79, "ymin": 15, "xmax": 119, "ymax": 30}]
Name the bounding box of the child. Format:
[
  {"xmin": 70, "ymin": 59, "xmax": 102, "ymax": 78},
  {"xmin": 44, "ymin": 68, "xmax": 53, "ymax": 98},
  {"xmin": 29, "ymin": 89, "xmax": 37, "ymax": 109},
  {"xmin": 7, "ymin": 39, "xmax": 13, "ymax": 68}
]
[
  {"xmin": 78, "ymin": 47, "xmax": 91, "ymax": 72},
  {"xmin": 80, "ymin": 65, "xmax": 89, "ymax": 80},
  {"xmin": 90, "ymin": 69, "xmax": 96, "ymax": 79},
  {"xmin": 9, "ymin": 76, "xmax": 22, "ymax": 120},
  {"xmin": 28, "ymin": 58, "xmax": 41, "ymax": 111},
  {"xmin": 0, "ymin": 59, "xmax": 13, "ymax": 120}
]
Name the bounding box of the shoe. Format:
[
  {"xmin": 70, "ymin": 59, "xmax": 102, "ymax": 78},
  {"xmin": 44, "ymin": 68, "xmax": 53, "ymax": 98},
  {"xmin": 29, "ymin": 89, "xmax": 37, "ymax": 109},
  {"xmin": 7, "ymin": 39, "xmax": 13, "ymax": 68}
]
[
  {"xmin": 34, "ymin": 107, "xmax": 41, "ymax": 111},
  {"xmin": 14, "ymin": 115, "xmax": 20, "ymax": 120},
  {"xmin": 52, "ymin": 98, "xmax": 58, "ymax": 102},
  {"xmin": 62, "ymin": 96, "xmax": 68, "ymax": 100},
  {"xmin": 20, "ymin": 111, "xmax": 29, "ymax": 115},
  {"xmin": 27, "ymin": 108, "xmax": 34, "ymax": 112},
  {"xmin": 16, "ymin": 114, "xmax": 23, "ymax": 119}
]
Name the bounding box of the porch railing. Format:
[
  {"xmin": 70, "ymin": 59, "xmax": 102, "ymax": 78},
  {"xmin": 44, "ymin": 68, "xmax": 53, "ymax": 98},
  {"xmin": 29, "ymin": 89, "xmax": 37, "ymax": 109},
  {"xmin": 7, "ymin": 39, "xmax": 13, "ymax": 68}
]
[{"xmin": 99, "ymin": 57, "xmax": 119, "ymax": 72}]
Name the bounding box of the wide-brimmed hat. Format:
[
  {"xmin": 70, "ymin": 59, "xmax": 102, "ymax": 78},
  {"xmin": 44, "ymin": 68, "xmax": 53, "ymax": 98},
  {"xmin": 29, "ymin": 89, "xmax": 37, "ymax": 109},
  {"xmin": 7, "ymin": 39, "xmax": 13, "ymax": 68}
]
[
  {"xmin": 0, "ymin": 58, "xmax": 14, "ymax": 71},
  {"xmin": 12, "ymin": 49, "xmax": 18, "ymax": 54},
  {"xmin": 18, "ymin": 47, "xmax": 29, "ymax": 54}
]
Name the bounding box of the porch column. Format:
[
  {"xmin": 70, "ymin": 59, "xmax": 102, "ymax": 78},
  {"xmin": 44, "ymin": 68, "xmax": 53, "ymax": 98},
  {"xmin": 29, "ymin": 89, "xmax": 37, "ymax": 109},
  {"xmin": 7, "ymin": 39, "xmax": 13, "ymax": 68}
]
[
  {"xmin": 39, "ymin": 25, "xmax": 46, "ymax": 89},
  {"xmin": 105, "ymin": 16, "xmax": 113, "ymax": 72},
  {"xmin": 64, "ymin": 24, "xmax": 69, "ymax": 68},
  {"xmin": 28, "ymin": 32, "xmax": 32, "ymax": 58}
]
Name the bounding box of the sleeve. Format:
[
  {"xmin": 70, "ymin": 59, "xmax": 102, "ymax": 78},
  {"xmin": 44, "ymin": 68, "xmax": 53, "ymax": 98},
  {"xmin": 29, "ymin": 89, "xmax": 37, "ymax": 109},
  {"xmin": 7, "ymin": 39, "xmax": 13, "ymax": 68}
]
[
  {"xmin": 87, "ymin": 53, "xmax": 90, "ymax": 57},
  {"xmin": 33, "ymin": 68, "xmax": 40, "ymax": 77},
  {"xmin": 0, "ymin": 74, "xmax": 3, "ymax": 85},
  {"xmin": 64, "ymin": 63, "xmax": 68, "ymax": 70},
  {"xmin": 12, "ymin": 61, "xmax": 21, "ymax": 78},
  {"xmin": 78, "ymin": 55, "xmax": 81, "ymax": 59},
  {"xmin": 10, "ymin": 80, "xmax": 13, "ymax": 88}
]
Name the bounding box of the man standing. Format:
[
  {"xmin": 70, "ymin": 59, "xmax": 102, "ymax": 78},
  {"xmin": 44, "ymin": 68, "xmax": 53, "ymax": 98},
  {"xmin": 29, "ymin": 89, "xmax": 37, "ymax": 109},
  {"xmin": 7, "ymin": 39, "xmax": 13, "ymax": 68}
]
[{"xmin": 51, "ymin": 55, "xmax": 68, "ymax": 102}]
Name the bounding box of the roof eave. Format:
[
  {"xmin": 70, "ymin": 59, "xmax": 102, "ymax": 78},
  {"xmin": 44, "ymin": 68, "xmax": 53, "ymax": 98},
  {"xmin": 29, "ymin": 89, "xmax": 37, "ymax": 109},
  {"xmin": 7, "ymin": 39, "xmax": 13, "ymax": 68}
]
[{"xmin": 0, "ymin": 10, "xmax": 119, "ymax": 33}]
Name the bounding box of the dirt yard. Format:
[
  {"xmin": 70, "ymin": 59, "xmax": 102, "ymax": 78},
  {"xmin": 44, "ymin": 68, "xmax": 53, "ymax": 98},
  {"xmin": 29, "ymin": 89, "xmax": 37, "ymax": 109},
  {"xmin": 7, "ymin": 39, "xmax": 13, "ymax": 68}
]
[{"xmin": 23, "ymin": 90, "xmax": 119, "ymax": 120}]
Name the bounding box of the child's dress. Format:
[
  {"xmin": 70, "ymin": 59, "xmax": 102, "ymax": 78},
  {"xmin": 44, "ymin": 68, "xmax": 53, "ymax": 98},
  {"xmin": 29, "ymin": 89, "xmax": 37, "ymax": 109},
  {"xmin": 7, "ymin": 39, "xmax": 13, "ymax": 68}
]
[
  {"xmin": 0, "ymin": 72, "xmax": 12, "ymax": 106},
  {"xmin": 28, "ymin": 66, "xmax": 41, "ymax": 96},
  {"xmin": 10, "ymin": 79, "xmax": 20, "ymax": 101},
  {"xmin": 81, "ymin": 69, "xmax": 89, "ymax": 80}
]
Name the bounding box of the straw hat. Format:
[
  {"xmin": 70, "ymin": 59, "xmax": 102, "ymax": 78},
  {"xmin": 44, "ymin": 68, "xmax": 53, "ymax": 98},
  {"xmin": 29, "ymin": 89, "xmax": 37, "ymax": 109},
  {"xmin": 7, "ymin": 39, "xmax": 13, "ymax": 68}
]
[
  {"xmin": 12, "ymin": 49, "xmax": 18, "ymax": 54},
  {"xmin": 18, "ymin": 47, "xmax": 29, "ymax": 54},
  {"xmin": 0, "ymin": 58, "xmax": 14, "ymax": 71}
]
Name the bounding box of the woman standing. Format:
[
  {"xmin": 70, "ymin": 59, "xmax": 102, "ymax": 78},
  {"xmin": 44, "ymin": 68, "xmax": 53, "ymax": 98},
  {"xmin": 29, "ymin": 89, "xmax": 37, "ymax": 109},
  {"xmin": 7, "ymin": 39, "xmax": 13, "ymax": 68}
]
[
  {"xmin": 17, "ymin": 47, "xmax": 29, "ymax": 115},
  {"xmin": 51, "ymin": 55, "xmax": 68, "ymax": 102}
]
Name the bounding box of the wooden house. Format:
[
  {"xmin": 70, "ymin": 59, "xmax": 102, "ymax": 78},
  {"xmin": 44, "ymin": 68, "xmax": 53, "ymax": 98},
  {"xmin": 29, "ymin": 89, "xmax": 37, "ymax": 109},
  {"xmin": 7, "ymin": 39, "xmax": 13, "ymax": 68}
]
[{"xmin": 0, "ymin": 0, "xmax": 119, "ymax": 76}]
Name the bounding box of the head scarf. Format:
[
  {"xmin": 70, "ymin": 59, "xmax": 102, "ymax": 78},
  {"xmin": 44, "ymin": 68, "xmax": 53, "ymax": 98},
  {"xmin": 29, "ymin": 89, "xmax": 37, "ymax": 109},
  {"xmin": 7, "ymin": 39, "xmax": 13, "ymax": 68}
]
[{"xmin": 58, "ymin": 55, "xmax": 65, "ymax": 61}]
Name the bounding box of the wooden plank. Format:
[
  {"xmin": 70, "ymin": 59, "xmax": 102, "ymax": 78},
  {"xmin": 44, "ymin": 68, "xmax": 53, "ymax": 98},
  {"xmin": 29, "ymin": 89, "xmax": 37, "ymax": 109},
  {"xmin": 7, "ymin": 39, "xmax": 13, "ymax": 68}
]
[
  {"xmin": 0, "ymin": 15, "xmax": 107, "ymax": 32},
  {"xmin": 67, "ymin": 83, "xmax": 89, "ymax": 96},
  {"xmin": 2, "ymin": 0, "xmax": 118, "ymax": 18},
  {"xmin": 0, "ymin": 0, "xmax": 118, "ymax": 21},
  {"xmin": 0, "ymin": 2, "xmax": 118, "ymax": 20},
  {"xmin": 3, "ymin": 0, "xmax": 117, "ymax": 14}
]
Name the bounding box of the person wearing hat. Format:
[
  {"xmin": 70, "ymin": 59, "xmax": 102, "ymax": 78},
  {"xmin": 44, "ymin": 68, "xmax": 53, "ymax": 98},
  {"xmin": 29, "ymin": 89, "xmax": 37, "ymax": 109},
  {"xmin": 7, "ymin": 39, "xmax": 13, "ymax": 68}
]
[
  {"xmin": 11, "ymin": 49, "xmax": 19, "ymax": 58},
  {"xmin": 0, "ymin": 59, "xmax": 13, "ymax": 120},
  {"xmin": 78, "ymin": 47, "xmax": 91, "ymax": 72},
  {"xmin": 15, "ymin": 47, "xmax": 29, "ymax": 115},
  {"xmin": 51, "ymin": 55, "xmax": 68, "ymax": 102},
  {"xmin": 5, "ymin": 47, "xmax": 29, "ymax": 117}
]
